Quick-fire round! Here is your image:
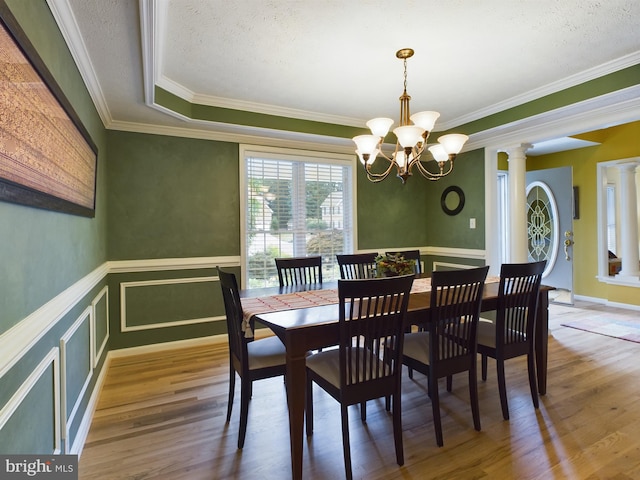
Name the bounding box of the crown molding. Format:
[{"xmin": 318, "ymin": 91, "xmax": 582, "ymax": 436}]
[
  {"xmin": 465, "ymin": 85, "xmax": 640, "ymax": 152},
  {"xmin": 109, "ymin": 118, "xmax": 355, "ymax": 155},
  {"xmin": 156, "ymin": 75, "xmax": 364, "ymax": 128},
  {"xmin": 46, "ymin": 0, "xmax": 112, "ymax": 126},
  {"xmin": 439, "ymin": 51, "xmax": 640, "ymax": 131}
]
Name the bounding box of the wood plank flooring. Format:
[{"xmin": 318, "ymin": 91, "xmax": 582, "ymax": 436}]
[{"xmin": 78, "ymin": 301, "xmax": 640, "ymax": 479}]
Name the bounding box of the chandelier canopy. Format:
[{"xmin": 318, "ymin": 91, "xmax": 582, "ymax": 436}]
[{"xmin": 353, "ymin": 48, "xmax": 468, "ymax": 184}]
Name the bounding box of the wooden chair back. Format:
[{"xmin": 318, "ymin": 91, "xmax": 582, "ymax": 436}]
[
  {"xmin": 337, "ymin": 275, "xmax": 414, "ymax": 402},
  {"xmin": 495, "ymin": 261, "xmax": 545, "ymax": 355},
  {"xmin": 218, "ymin": 268, "xmax": 249, "ymax": 373},
  {"xmin": 428, "ymin": 266, "xmax": 489, "ymax": 375},
  {"xmin": 275, "ymin": 256, "xmax": 323, "ymax": 286},
  {"xmin": 336, "ymin": 252, "xmax": 378, "ymax": 279}
]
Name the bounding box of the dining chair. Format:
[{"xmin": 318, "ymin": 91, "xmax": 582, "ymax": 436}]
[
  {"xmin": 305, "ymin": 275, "xmax": 414, "ymax": 480},
  {"xmin": 385, "ymin": 249, "xmax": 422, "ymax": 274},
  {"xmin": 401, "ymin": 265, "xmax": 489, "ymax": 447},
  {"xmin": 336, "ymin": 252, "xmax": 378, "ymax": 279},
  {"xmin": 476, "ymin": 260, "xmax": 546, "ymax": 420},
  {"xmin": 275, "ymin": 255, "xmax": 322, "ymax": 287},
  {"xmin": 217, "ymin": 267, "xmax": 288, "ymax": 449}
]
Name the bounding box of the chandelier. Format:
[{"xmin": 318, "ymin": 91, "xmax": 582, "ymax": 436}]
[{"xmin": 353, "ymin": 48, "xmax": 469, "ymax": 184}]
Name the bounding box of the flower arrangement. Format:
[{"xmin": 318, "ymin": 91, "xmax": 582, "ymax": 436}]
[{"xmin": 375, "ymin": 253, "xmax": 416, "ymax": 277}]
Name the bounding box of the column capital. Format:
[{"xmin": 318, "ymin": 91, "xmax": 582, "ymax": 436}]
[
  {"xmin": 499, "ymin": 143, "xmax": 533, "ymax": 160},
  {"xmin": 616, "ymin": 162, "xmax": 639, "ymax": 172}
]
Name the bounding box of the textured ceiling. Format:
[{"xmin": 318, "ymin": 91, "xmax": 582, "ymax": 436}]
[{"xmin": 55, "ymin": 0, "xmax": 640, "ymax": 147}]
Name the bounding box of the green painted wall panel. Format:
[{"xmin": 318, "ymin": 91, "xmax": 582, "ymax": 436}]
[
  {"xmin": 94, "ymin": 292, "xmax": 108, "ymax": 356},
  {"xmin": 425, "ymin": 149, "xmax": 486, "ymax": 250},
  {"xmin": 0, "ymin": 366, "xmax": 56, "ymax": 454},
  {"xmin": 123, "ymin": 280, "xmax": 219, "ymax": 328},
  {"xmin": 107, "ymin": 269, "xmax": 228, "ymax": 350},
  {"xmin": 64, "ymin": 317, "xmax": 91, "ymax": 418},
  {"xmin": 107, "ymin": 130, "xmax": 240, "ymax": 259},
  {"xmin": 355, "ymin": 160, "xmax": 430, "ymax": 250}
]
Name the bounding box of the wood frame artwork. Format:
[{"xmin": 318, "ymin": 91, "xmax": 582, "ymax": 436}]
[{"xmin": 0, "ymin": 2, "xmax": 98, "ymax": 217}]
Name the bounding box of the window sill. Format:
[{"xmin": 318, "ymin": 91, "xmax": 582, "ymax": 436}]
[{"xmin": 597, "ymin": 275, "xmax": 640, "ymax": 287}]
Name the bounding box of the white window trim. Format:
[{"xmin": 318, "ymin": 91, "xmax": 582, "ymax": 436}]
[{"xmin": 239, "ymin": 144, "xmax": 358, "ymax": 289}]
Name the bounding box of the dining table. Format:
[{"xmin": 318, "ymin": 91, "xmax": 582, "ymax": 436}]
[{"xmin": 239, "ymin": 276, "xmax": 553, "ymax": 480}]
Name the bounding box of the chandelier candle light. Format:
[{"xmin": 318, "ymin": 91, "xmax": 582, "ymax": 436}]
[{"xmin": 353, "ymin": 48, "xmax": 469, "ymax": 184}]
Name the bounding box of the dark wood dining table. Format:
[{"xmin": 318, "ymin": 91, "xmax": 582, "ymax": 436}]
[{"xmin": 240, "ymin": 279, "xmax": 553, "ymax": 480}]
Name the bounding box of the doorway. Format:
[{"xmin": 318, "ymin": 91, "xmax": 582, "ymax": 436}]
[{"xmin": 525, "ymin": 167, "xmax": 574, "ymax": 304}]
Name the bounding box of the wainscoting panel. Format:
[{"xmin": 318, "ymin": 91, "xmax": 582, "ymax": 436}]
[
  {"xmin": 60, "ymin": 307, "xmax": 93, "ymax": 452},
  {"xmin": 120, "ymin": 276, "xmax": 225, "ymax": 332},
  {"xmin": 92, "ymin": 286, "xmax": 109, "ymax": 368},
  {"xmin": 0, "ymin": 348, "xmax": 61, "ymax": 454}
]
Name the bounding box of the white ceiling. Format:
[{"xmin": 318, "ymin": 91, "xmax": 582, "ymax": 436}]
[{"xmin": 49, "ymin": 0, "xmax": 640, "ymax": 151}]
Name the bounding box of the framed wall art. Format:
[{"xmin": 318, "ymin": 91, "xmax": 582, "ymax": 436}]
[{"xmin": 0, "ymin": 2, "xmax": 98, "ymax": 217}]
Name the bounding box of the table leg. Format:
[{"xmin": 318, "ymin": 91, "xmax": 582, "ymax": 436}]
[
  {"xmin": 285, "ymin": 333, "xmax": 307, "ymax": 480},
  {"xmin": 535, "ymin": 290, "xmax": 549, "ymax": 395}
]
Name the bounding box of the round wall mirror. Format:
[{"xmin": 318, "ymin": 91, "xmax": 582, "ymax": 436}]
[{"xmin": 441, "ymin": 185, "xmax": 465, "ymax": 216}]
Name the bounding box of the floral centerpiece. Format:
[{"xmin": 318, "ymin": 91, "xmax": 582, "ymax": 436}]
[{"xmin": 375, "ymin": 253, "xmax": 416, "ymax": 277}]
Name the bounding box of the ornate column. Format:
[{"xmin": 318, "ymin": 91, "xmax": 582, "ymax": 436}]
[
  {"xmin": 504, "ymin": 144, "xmax": 532, "ymax": 263},
  {"xmin": 616, "ymin": 162, "xmax": 640, "ymax": 279}
]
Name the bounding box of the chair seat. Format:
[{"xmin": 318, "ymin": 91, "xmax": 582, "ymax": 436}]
[
  {"xmin": 247, "ymin": 335, "xmax": 287, "ymax": 370},
  {"xmin": 403, "ymin": 332, "xmax": 431, "ymax": 366},
  {"xmin": 477, "ymin": 319, "xmax": 496, "ymax": 348},
  {"xmin": 477, "ymin": 319, "xmax": 525, "ymax": 349},
  {"xmin": 307, "ymin": 347, "xmax": 390, "ymax": 388}
]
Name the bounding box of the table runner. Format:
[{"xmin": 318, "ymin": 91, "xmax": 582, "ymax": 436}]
[{"xmin": 240, "ymin": 276, "xmax": 499, "ymax": 337}]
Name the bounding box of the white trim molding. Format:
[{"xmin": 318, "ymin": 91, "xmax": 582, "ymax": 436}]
[
  {"xmin": 107, "ymin": 256, "xmax": 240, "ymax": 273},
  {"xmin": 92, "ymin": 286, "xmax": 110, "ymax": 368},
  {"xmin": 424, "ymin": 246, "xmax": 486, "ymax": 260},
  {"xmin": 60, "ymin": 306, "xmax": 94, "ymax": 450},
  {"xmin": 0, "ymin": 348, "xmax": 61, "ymax": 454},
  {"xmin": 120, "ymin": 276, "xmax": 225, "ymax": 333},
  {"xmin": 0, "ymin": 263, "xmax": 108, "ymax": 380}
]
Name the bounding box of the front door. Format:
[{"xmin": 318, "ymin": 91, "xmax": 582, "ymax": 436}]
[{"xmin": 526, "ymin": 166, "xmax": 574, "ymax": 304}]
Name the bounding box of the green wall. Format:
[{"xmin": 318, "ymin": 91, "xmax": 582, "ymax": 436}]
[
  {"xmin": 0, "ymin": 0, "xmax": 108, "ymax": 454},
  {"xmin": 0, "ymin": 0, "xmax": 107, "ymax": 335},
  {"xmin": 107, "ymin": 131, "xmax": 240, "ymax": 259}
]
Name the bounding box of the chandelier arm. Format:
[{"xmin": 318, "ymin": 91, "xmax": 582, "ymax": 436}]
[
  {"xmin": 412, "ymin": 156, "xmax": 453, "ymax": 179},
  {"xmin": 364, "ymin": 156, "xmax": 396, "ymax": 181}
]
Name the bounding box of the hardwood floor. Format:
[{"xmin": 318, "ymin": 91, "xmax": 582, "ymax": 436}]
[{"xmin": 79, "ymin": 301, "xmax": 640, "ymax": 479}]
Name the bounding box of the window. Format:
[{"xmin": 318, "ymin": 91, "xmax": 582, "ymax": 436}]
[{"xmin": 240, "ymin": 146, "xmax": 355, "ymax": 288}]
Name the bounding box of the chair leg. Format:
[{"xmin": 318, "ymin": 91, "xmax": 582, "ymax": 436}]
[
  {"xmin": 481, "ymin": 354, "xmax": 488, "ymax": 381},
  {"xmin": 226, "ymin": 363, "xmax": 235, "ymax": 423},
  {"xmin": 527, "ymin": 352, "xmax": 540, "ymax": 409},
  {"xmin": 446, "ymin": 375, "xmax": 453, "ymax": 392},
  {"xmin": 306, "ymin": 375, "xmax": 314, "ymax": 436},
  {"xmin": 392, "ymin": 392, "xmax": 404, "ymax": 466},
  {"xmin": 340, "ymin": 404, "xmax": 353, "ymax": 480},
  {"xmin": 469, "ymin": 366, "xmax": 481, "ymax": 431},
  {"xmin": 238, "ymin": 379, "xmax": 251, "ymax": 449},
  {"xmin": 496, "ymin": 358, "xmax": 509, "ymax": 420},
  {"xmin": 385, "ymin": 395, "xmax": 391, "ymax": 412},
  {"xmin": 408, "ymin": 366, "xmax": 414, "ymax": 379},
  {"xmin": 360, "ymin": 401, "xmax": 367, "ymax": 422},
  {"xmin": 430, "ymin": 375, "xmax": 443, "ymax": 447}
]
